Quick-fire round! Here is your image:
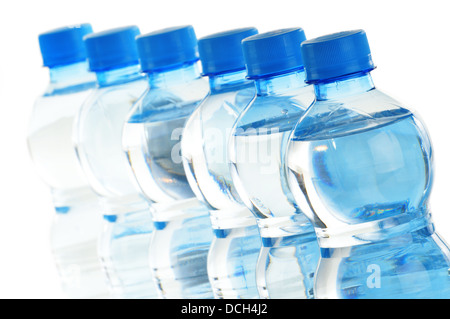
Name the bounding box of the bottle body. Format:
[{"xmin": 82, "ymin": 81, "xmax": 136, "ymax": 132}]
[
  {"xmin": 181, "ymin": 74, "xmax": 262, "ymax": 298},
  {"xmin": 48, "ymin": 190, "xmax": 107, "ymax": 299},
  {"xmin": 122, "ymin": 63, "xmax": 214, "ymax": 298},
  {"xmin": 27, "ymin": 63, "xmax": 110, "ymax": 298},
  {"xmin": 99, "ymin": 209, "xmax": 155, "ymax": 299},
  {"xmin": 148, "ymin": 198, "xmax": 214, "ymax": 299},
  {"xmin": 229, "ymin": 71, "xmax": 320, "ymax": 298},
  {"xmin": 75, "ymin": 70, "xmax": 159, "ymax": 299},
  {"xmin": 286, "ymin": 73, "xmax": 450, "ymax": 298},
  {"xmin": 257, "ymin": 216, "xmax": 318, "ymax": 299}
]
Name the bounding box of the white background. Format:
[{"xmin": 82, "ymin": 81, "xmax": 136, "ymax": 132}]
[{"xmin": 0, "ymin": 0, "xmax": 449, "ymax": 299}]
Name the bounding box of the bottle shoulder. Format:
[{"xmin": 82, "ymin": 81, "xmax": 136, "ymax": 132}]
[
  {"xmin": 87, "ymin": 77, "xmax": 147, "ymax": 101},
  {"xmin": 233, "ymin": 87, "xmax": 314, "ymax": 134},
  {"xmin": 77, "ymin": 78, "xmax": 148, "ymax": 118},
  {"xmin": 29, "ymin": 86, "xmax": 94, "ymax": 135},
  {"xmin": 193, "ymin": 86, "xmax": 256, "ymax": 124},
  {"xmin": 291, "ymin": 88, "xmax": 418, "ymax": 141},
  {"xmin": 126, "ymin": 78, "xmax": 209, "ymax": 124}
]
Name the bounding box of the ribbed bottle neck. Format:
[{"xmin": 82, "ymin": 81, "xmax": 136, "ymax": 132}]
[
  {"xmin": 95, "ymin": 64, "xmax": 143, "ymax": 87},
  {"xmin": 146, "ymin": 61, "xmax": 202, "ymax": 89},
  {"xmin": 313, "ymin": 72, "xmax": 375, "ymax": 101},
  {"xmin": 48, "ymin": 61, "xmax": 96, "ymax": 89},
  {"xmin": 208, "ymin": 69, "xmax": 253, "ymax": 94},
  {"xmin": 254, "ymin": 69, "xmax": 308, "ymax": 96}
]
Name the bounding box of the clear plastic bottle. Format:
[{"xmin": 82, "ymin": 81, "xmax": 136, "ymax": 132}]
[
  {"xmin": 180, "ymin": 28, "xmax": 262, "ymax": 299},
  {"xmin": 122, "ymin": 26, "xmax": 214, "ymax": 299},
  {"xmin": 74, "ymin": 26, "xmax": 158, "ymax": 299},
  {"xmin": 228, "ymin": 28, "xmax": 320, "ymax": 299},
  {"xmin": 286, "ymin": 30, "xmax": 450, "ymax": 299},
  {"xmin": 27, "ymin": 24, "xmax": 111, "ymax": 299}
]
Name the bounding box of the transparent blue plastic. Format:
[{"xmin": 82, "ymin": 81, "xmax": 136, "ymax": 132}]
[
  {"xmin": 229, "ymin": 69, "xmax": 320, "ymax": 298},
  {"xmin": 123, "ymin": 61, "xmax": 214, "ymax": 298},
  {"xmin": 27, "ymin": 61, "xmax": 110, "ymax": 298},
  {"xmin": 74, "ymin": 64, "xmax": 158, "ymax": 299},
  {"xmin": 286, "ymin": 72, "xmax": 450, "ymax": 299},
  {"xmin": 181, "ymin": 69, "xmax": 262, "ymax": 298}
]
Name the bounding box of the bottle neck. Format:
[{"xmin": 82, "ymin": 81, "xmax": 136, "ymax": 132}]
[
  {"xmin": 48, "ymin": 61, "xmax": 95, "ymax": 88},
  {"xmin": 254, "ymin": 69, "xmax": 308, "ymax": 96},
  {"xmin": 314, "ymin": 72, "xmax": 375, "ymax": 101},
  {"xmin": 146, "ymin": 61, "xmax": 202, "ymax": 89},
  {"xmin": 208, "ymin": 69, "xmax": 253, "ymax": 94},
  {"xmin": 95, "ymin": 64, "xmax": 143, "ymax": 87}
]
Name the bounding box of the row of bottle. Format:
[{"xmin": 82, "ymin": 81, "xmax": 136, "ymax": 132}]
[{"xmin": 27, "ymin": 23, "xmax": 450, "ymax": 299}]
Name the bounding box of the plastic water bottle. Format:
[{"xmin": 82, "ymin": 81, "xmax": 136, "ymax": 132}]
[
  {"xmin": 27, "ymin": 24, "xmax": 111, "ymax": 299},
  {"xmin": 286, "ymin": 30, "xmax": 450, "ymax": 299},
  {"xmin": 228, "ymin": 28, "xmax": 320, "ymax": 299},
  {"xmin": 180, "ymin": 28, "xmax": 262, "ymax": 299},
  {"xmin": 122, "ymin": 25, "xmax": 214, "ymax": 299},
  {"xmin": 74, "ymin": 26, "xmax": 158, "ymax": 299}
]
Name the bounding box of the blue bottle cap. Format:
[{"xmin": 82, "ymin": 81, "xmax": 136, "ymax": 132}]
[
  {"xmin": 38, "ymin": 24, "xmax": 93, "ymax": 68},
  {"xmin": 301, "ymin": 30, "xmax": 375, "ymax": 83},
  {"xmin": 198, "ymin": 27, "xmax": 258, "ymax": 76},
  {"xmin": 83, "ymin": 26, "xmax": 141, "ymax": 72},
  {"xmin": 242, "ymin": 28, "xmax": 306, "ymax": 79},
  {"xmin": 136, "ymin": 25, "xmax": 199, "ymax": 73}
]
